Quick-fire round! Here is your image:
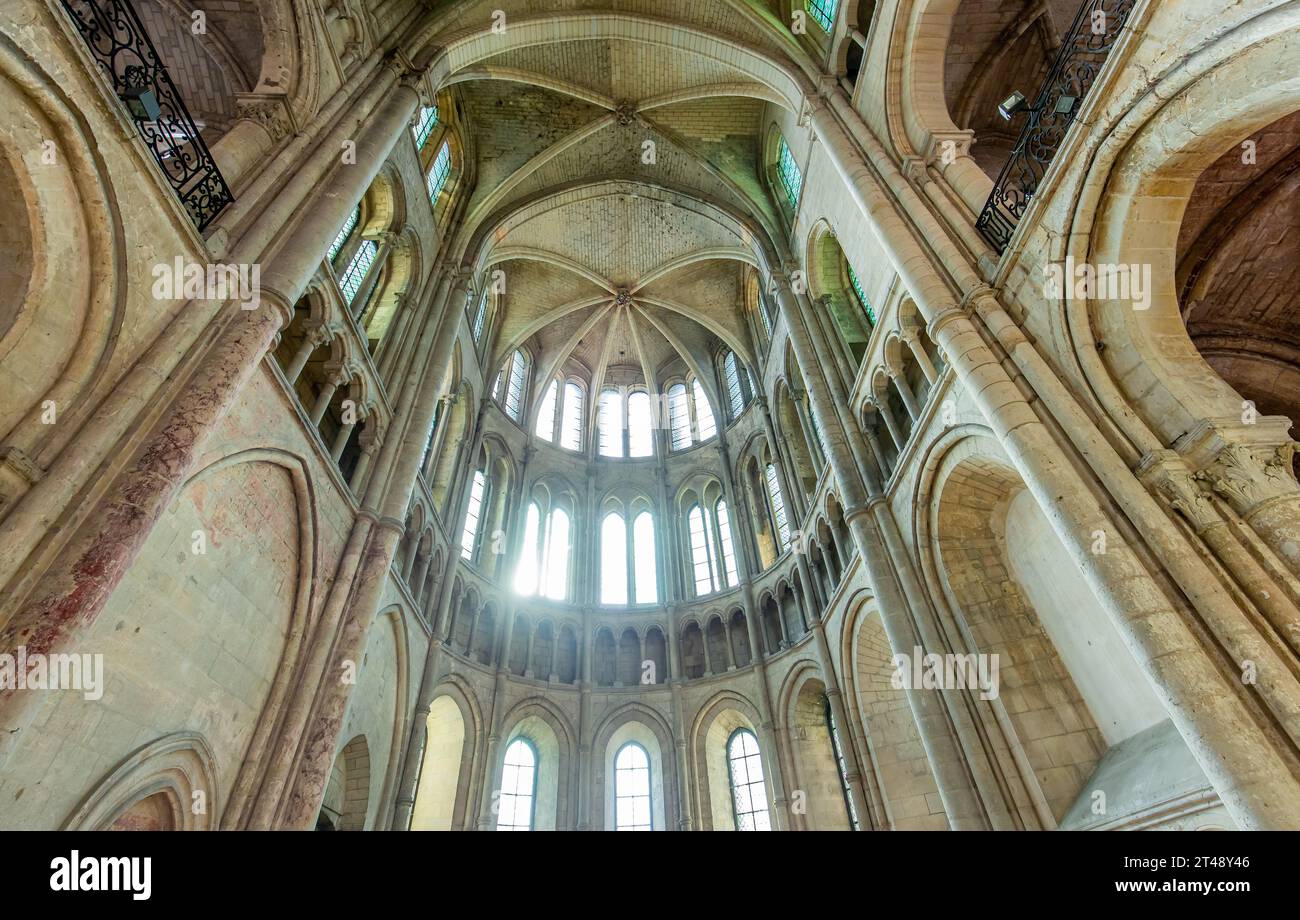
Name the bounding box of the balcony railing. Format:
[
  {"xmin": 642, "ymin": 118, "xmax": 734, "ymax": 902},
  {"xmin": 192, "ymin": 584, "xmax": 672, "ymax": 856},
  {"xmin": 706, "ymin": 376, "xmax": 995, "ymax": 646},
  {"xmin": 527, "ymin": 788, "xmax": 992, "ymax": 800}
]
[
  {"xmin": 59, "ymin": 0, "xmax": 232, "ymax": 231},
  {"xmin": 975, "ymin": 0, "xmax": 1135, "ymax": 253}
]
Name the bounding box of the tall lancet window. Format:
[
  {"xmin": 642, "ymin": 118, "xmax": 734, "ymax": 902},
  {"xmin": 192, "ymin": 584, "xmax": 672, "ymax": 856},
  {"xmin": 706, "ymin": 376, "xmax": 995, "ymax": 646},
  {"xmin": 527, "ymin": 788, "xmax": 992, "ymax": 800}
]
[
  {"xmin": 540, "ymin": 507, "xmax": 571, "ymax": 601},
  {"xmin": 514, "ymin": 502, "xmax": 542, "ymax": 595},
  {"xmin": 559, "ymin": 382, "xmax": 584, "ymax": 451},
  {"xmin": 426, "ymin": 141, "xmax": 452, "ymax": 203},
  {"xmin": 337, "ymin": 239, "xmax": 377, "ymax": 306},
  {"xmin": 460, "ymin": 470, "xmax": 487, "ymax": 560},
  {"xmin": 598, "ymin": 389, "xmax": 623, "ymax": 458},
  {"xmin": 328, "ymin": 206, "xmax": 360, "ymax": 265},
  {"xmin": 627, "ymin": 391, "xmax": 654, "ymax": 457},
  {"xmin": 668, "ymin": 384, "xmax": 693, "ymax": 450},
  {"xmin": 615, "ymin": 743, "xmax": 653, "ymax": 831},
  {"xmin": 499, "ymin": 350, "xmax": 529, "ymax": 422},
  {"xmin": 693, "ymin": 379, "xmax": 717, "ymax": 441},
  {"xmin": 723, "ymin": 351, "xmax": 748, "ymax": 421},
  {"xmin": 412, "ymin": 104, "xmax": 439, "ymax": 150},
  {"xmin": 777, "ymin": 136, "xmax": 803, "ymax": 210},
  {"xmin": 765, "ymin": 463, "xmax": 790, "ymax": 548},
  {"xmin": 727, "ymin": 729, "xmax": 771, "ymax": 831},
  {"xmin": 496, "ymin": 739, "xmax": 537, "ymax": 831},
  {"xmin": 633, "ymin": 511, "xmax": 658, "ymax": 605},
  {"xmin": 689, "ymin": 504, "xmax": 719, "ymax": 596},
  {"xmin": 535, "ymin": 380, "xmax": 559, "ymax": 442},
  {"xmin": 600, "ymin": 511, "xmax": 628, "ymax": 605},
  {"xmin": 715, "ymin": 498, "xmax": 739, "ymax": 587}
]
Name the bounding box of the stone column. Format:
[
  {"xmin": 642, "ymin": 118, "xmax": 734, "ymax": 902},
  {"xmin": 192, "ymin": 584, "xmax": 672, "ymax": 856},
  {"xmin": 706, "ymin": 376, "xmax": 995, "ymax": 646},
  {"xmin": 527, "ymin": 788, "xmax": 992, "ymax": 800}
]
[
  {"xmin": 903, "ymin": 331, "xmax": 940, "ymax": 385},
  {"xmin": 280, "ymin": 272, "xmax": 476, "ymax": 829},
  {"xmin": 576, "ymin": 609, "xmax": 595, "ymax": 829},
  {"xmin": 284, "ymin": 323, "xmax": 332, "ymax": 384},
  {"xmin": 211, "ymin": 92, "xmax": 295, "ymax": 195},
  {"xmin": 771, "ymin": 271, "xmax": 990, "ymax": 828},
  {"xmin": 1140, "ymin": 452, "xmax": 1300, "ymax": 657},
  {"xmin": 665, "ymin": 605, "xmax": 693, "ymax": 830},
  {"xmin": 887, "ymin": 367, "xmax": 921, "ymax": 422}
]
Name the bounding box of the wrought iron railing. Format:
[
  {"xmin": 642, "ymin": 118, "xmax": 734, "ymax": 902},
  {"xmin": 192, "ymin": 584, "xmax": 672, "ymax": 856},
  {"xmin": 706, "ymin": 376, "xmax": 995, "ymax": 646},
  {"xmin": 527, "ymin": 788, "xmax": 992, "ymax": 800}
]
[
  {"xmin": 975, "ymin": 0, "xmax": 1135, "ymax": 253},
  {"xmin": 59, "ymin": 0, "xmax": 233, "ymax": 231}
]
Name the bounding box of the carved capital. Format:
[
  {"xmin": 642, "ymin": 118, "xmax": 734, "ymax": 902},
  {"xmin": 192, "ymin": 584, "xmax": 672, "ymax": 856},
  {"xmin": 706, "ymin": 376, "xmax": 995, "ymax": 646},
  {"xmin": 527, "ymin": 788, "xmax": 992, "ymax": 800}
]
[
  {"xmin": 1194, "ymin": 443, "xmax": 1300, "ymax": 515},
  {"xmin": 233, "ymin": 92, "xmax": 296, "ymax": 143},
  {"xmin": 923, "ymin": 129, "xmax": 975, "ymax": 168},
  {"xmin": 1137, "ymin": 450, "xmax": 1220, "ymax": 532}
]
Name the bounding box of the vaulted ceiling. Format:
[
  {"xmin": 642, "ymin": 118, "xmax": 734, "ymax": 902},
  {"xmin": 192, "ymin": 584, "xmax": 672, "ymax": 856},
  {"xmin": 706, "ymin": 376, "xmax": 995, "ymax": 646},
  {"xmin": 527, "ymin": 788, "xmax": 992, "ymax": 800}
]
[{"xmin": 437, "ymin": 16, "xmax": 795, "ymax": 406}]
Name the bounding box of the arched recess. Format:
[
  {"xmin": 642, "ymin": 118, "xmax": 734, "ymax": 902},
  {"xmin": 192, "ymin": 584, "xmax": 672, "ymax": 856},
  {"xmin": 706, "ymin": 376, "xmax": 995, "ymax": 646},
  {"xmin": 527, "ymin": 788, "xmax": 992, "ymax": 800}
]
[
  {"xmin": 593, "ymin": 705, "xmax": 678, "ymax": 831},
  {"xmin": 411, "ymin": 695, "xmax": 468, "ymax": 830},
  {"xmin": 0, "ymin": 41, "xmax": 122, "ymax": 501},
  {"xmin": 1067, "ymin": 22, "xmax": 1300, "ymax": 574},
  {"xmin": 807, "ymin": 220, "xmax": 873, "ymax": 364},
  {"xmin": 496, "ymin": 698, "xmax": 577, "ymax": 830},
  {"xmin": 1077, "ymin": 23, "xmax": 1300, "ymax": 450},
  {"xmin": 320, "ymin": 735, "xmax": 370, "ymax": 830},
  {"xmin": 780, "ymin": 665, "xmax": 852, "ymax": 830},
  {"xmin": 28, "ymin": 447, "xmax": 319, "ymax": 833},
  {"xmin": 840, "ymin": 598, "xmax": 942, "ymax": 829},
  {"xmin": 918, "ymin": 430, "xmax": 1194, "ymax": 825},
  {"xmin": 63, "ymin": 732, "xmax": 220, "ymax": 830},
  {"xmin": 690, "ymin": 691, "xmax": 774, "ymax": 831}
]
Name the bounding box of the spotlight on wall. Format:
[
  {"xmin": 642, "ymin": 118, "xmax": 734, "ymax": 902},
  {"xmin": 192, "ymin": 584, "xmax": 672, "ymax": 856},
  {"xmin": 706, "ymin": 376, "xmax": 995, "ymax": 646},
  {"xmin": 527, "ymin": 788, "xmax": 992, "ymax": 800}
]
[
  {"xmin": 121, "ymin": 84, "xmax": 162, "ymax": 121},
  {"xmin": 997, "ymin": 91, "xmax": 1027, "ymax": 121}
]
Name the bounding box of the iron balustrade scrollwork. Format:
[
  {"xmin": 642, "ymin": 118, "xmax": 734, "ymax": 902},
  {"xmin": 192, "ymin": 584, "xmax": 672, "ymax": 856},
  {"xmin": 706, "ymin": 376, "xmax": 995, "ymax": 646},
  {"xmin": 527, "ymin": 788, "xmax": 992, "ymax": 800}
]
[
  {"xmin": 975, "ymin": 0, "xmax": 1135, "ymax": 253},
  {"xmin": 59, "ymin": 0, "xmax": 233, "ymax": 231}
]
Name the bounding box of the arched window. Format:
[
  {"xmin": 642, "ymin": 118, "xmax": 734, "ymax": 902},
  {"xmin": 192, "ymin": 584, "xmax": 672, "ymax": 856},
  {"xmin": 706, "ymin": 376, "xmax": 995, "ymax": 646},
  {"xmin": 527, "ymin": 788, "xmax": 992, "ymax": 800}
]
[
  {"xmin": 327, "ymin": 205, "xmax": 360, "ymax": 264},
  {"xmin": 765, "ymin": 463, "xmax": 790, "ymax": 548},
  {"xmin": 541, "ymin": 507, "xmax": 570, "ymax": 601},
  {"xmin": 693, "ymin": 379, "xmax": 717, "ymax": 441},
  {"xmin": 412, "ymin": 104, "xmax": 439, "ymax": 150},
  {"xmin": 668, "ymin": 383, "xmax": 693, "ymax": 450},
  {"xmin": 496, "ymin": 738, "xmax": 537, "ymax": 831},
  {"xmin": 755, "ymin": 289, "xmax": 774, "ymax": 340},
  {"xmin": 514, "ymin": 502, "xmax": 541, "ymax": 594},
  {"xmin": 726, "ymin": 729, "xmax": 771, "ymax": 831},
  {"xmin": 598, "ymin": 389, "xmax": 623, "ymax": 458},
  {"xmin": 418, "ymin": 400, "xmax": 440, "ymax": 474},
  {"xmin": 498, "ymin": 350, "xmax": 529, "ymax": 422},
  {"xmin": 688, "ymin": 504, "xmax": 719, "ymax": 596},
  {"xmin": 600, "ymin": 512, "xmax": 627, "ymax": 605},
  {"xmin": 715, "ymin": 498, "xmax": 738, "ymax": 587},
  {"xmin": 460, "ymin": 469, "xmax": 487, "ymax": 560},
  {"xmin": 627, "ymin": 391, "xmax": 653, "ymax": 457},
  {"xmin": 846, "ymin": 262, "xmax": 875, "ymax": 325},
  {"xmin": 338, "ymin": 239, "xmax": 377, "ymax": 306},
  {"xmin": 633, "ymin": 511, "xmax": 657, "ymax": 605},
  {"xmin": 426, "ymin": 141, "xmax": 452, "ymax": 203},
  {"xmin": 470, "ymin": 287, "xmax": 489, "ymax": 343},
  {"xmin": 614, "ymin": 742, "xmax": 653, "ymax": 831},
  {"xmin": 559, "ymin": 382, "xmax": 584, "ymax": 451},
  {"xmin": 825, "ymin": 696, "xmax": 861, "ymax": 831},
  {"xmin": 806, "ymin": 0, "xmax": 838, "ymax": 33},
  {"xmin": 535, "ymin": 380, "xmax": 558, "ymax": 442},
  {"xmin": 776, "ymin": 135, "xmax": 803, "ymax": 210},
  {"xmin": 723, "ymin": 351, "xmax": 745, "ymax": 419}
]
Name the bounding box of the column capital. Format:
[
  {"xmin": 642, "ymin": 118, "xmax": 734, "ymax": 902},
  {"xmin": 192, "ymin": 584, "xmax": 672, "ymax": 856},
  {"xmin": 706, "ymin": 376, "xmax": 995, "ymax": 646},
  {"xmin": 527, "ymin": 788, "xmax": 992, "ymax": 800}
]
[
  {"xmin": 926, "ymin": 304, "xmax": 968, "ymax": 339},
  {"xmin": 233, "ymin": 91, "xmax": 297, "ymax": 143},
  {"xmin": 1175, "ymin": 418, "xmax": 1299, "ymax": 516},
  {"xmin": 1136, "ymin": 449, "xmax": 1220, "ymax": 533}
]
